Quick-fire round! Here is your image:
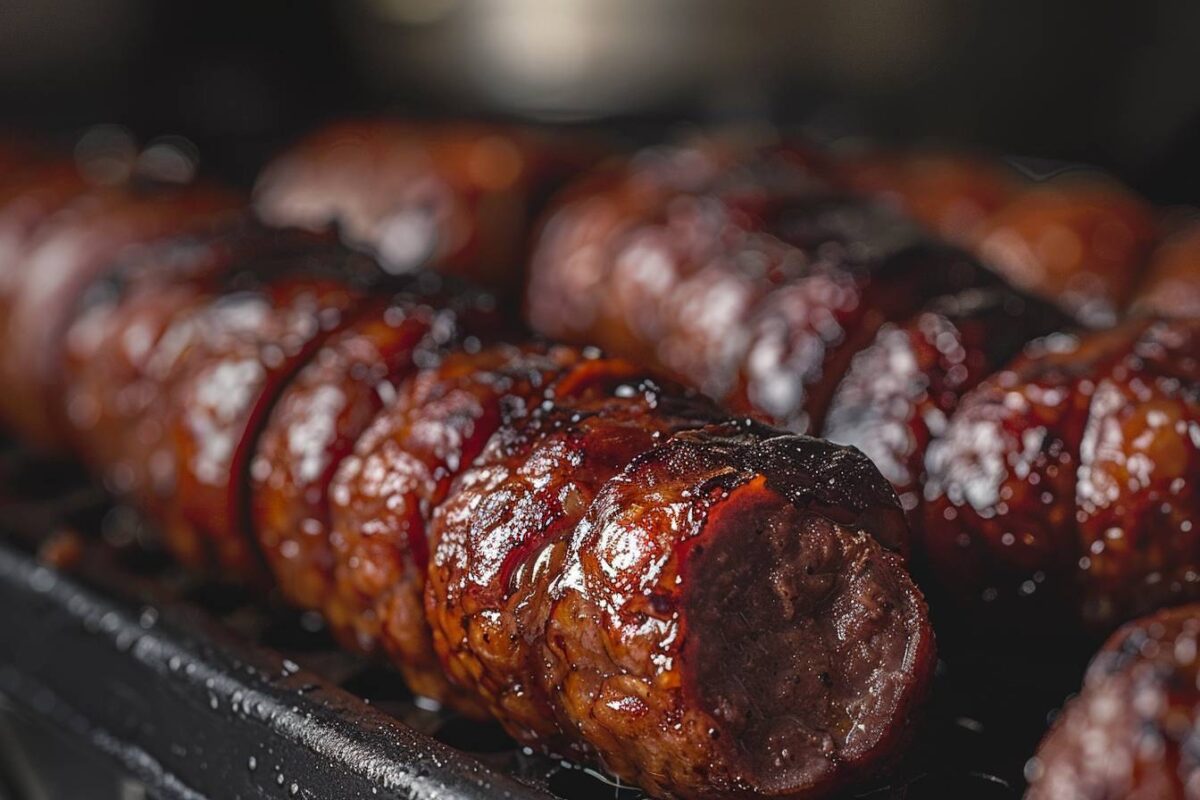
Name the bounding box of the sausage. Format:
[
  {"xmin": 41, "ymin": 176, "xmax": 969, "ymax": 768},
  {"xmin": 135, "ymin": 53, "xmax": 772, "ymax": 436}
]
[
  {"xmin": 157, "ymin": 277, "xmax": 361, "ymax": 577},
  {"xmin": 327, "ymin": 343, "xmax": 589, "ymax": 713},
  {"xmin": 426, "ymin": 359, "xmax": 723, "ymax": 747},
  {"xmin": 834, "ymin": 149, "xmax": 1022, "ymax": 245},
  {"xmin": 1132, "ymin": 219, "xmax": 1200, "ymax": 319},
  {"xmin": 530, "ymin": 149, "xmax": 1016, "ymax": 434},
  {"xmin": 430, "ymin": 408, "xmax": 930, "ymax": 798},
  {"xmin": 1026, "ymin": 603, "xmax": 1200, "ymax": 800},
  {"xmin": 970, "ymin": 178, "xmax": 1159, "ymax": 326},
  {"xmin": 251, "ymin": 284, "xmax": 500, "ymax": 614},
  {"xmin": 525, "ymin": 141, "xmax": 827, "ymax": 352},
  {"xmin": 921, "ymin": 317, "xmax": 1200, "ymax": 629},
  {"xmin": 254, "ymin": 120, "xmax": 599, "ymax": 290},
  {"xmin": 0, "ymin": 185, "xmax": 242, "ymax": 449},
  {"xmin": 61, "ymin": 225, "xmax": 330, "ymax": 489},
  {"xmin": 822, "ymin": 285, "xmax": 1072, "ymax": 511}
]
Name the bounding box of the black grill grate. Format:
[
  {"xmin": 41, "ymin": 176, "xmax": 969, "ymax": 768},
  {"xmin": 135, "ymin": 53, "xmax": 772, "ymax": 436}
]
[{"xmin": 0, "ymin": 445, "xmax": 1095, "ymax": 799}]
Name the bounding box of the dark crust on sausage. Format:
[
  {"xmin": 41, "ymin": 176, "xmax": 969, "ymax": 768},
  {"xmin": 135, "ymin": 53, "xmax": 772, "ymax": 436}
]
[
  {"xmin": 326, "ymin": 343, "xmax": 587, "ymax": 714},
  {"xmin": 426, "ymin": 362, "xmax": 722, "ymax": 749},
  {"xmin": 536, "ymin": 424, "xmax": 929, "ymax": 799},
  {"xmin": 921, "ymin": 317, "xmax": 1200, "ymax": 629},
  {"xmin": 1027, "ymin": 604, "xmax": 1200, "ymax": 799},
  {"xmin": 822, "ymin": 286, "xmax": 1072, "ymax": 511}
]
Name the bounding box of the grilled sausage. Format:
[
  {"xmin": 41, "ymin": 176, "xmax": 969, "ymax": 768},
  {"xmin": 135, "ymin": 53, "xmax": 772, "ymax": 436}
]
[
  {"xmin": 1132, "ymin": 219, "xmax": 1200, "ymax": 319},
  {"xmin": 921, "ymin": 317, "xmax": 1200, "ymax": 629},
  {"xmin": 327, "ymin": 343, "xmax": 588, "ymax": 713},
  {"xmin": 822, "ymin": 285, "xmax": 1072, "ymax": 512},
  {"xmin": 834, "ymin": 150, "xmax": 1022, "ymax": 245},
  {"xmin": 970, "ymin": 178, "xmax": 1159, "ymax": 326},
  {"xmin": 61, "ymin": 226, "xmax": 325, "ymax": 485},
  {"xmin": 252, "ymin": 283, "xmax": 500, "ymax": 613},
  {"xmin": 1026, "ymin": 604, "xmax": 1200, "ymax": 800},
  {"xmin": 156, "ymin": 277, "xmax": 361, "ymax": 578},
  {"xmin": 0, "ymin": 185, "xmax": 241, "ymax": 449},
  {"xmin": 255, "ymin": 120, "xmax": 598, "ymax": 290}
]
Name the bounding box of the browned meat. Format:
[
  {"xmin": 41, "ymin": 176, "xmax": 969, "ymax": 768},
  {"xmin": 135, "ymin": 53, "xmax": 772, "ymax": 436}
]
[
  {"xmin": 61, "ymin": 226, "xmax": 323, "ymax": 484},
  {"xmin": 251, "ymin": 286, "xmax": 500, "ymax": 613},
  {"xmin": 834, "ymin": 150, "xmax": 1022, "ymax": 244},
  {"xmin": 970, "ymin": 179, "xmax": 1159, "ymax": 326},
  {"xmin": 426, "ymin": 358, "xmax": 721, "ymax": 748},
  {"xmin": 1026, "ymin": 604, "xmax": 1200, "ymax": 800},
  {"xmin": 1133, "ymin": 219, "xmax": 1200, "ymax": 319},
  {"xmin": 525, "ymin": 140, "xmax": 827, "ymax": 353},
  {"xmin": 921, "ymin": 317, "xmax": 1200, "ymax": 629},
  {"xmin": 528, "ymin": 147, "xmax": 1018, "ymax": 434},
  {"xmin": 254, "ymin": 120, "xmax": 599, "ymax": 290},
  {"xmin": 822, "ymin": 286, "xmax": 1072, "ymax": 512},
  {"xmin": 0, "ymin": 185, "xmax": 241, "ymax": 449},
  {"xmin": 327, "ymin": 343, "xmax": 589, "ymax": 713},
  {"xmin": 430, "ymin": 409, "xmax": 931, "ymax": 798},
  {"xmin": 156, "ymin": 278, "xmax": 361, "ymax": 577}
]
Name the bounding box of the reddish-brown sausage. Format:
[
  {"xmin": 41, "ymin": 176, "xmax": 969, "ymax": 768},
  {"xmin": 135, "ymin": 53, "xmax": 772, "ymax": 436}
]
[
  {"xmin": 822, "ymin": 285, "xmax": 1072, "ymax": 511},
  {"xmin": 1027, "ymin": 604, "xmax": 1200, "ymax": 799},
  {"xmin": 1132, "ymin": 219, "xmax": 1200, "ymax": 319},
  {"xmin": 327, "ymin": 343, "xmax": 589, "ymax": 713},
  {"xmin": 970, "ymin": 178, "xmax": 1159, "ymax": 326},
  {"xmin": 157, "ymin": 278, "xmax": 360, "ymax": 577},
  {"xmin": 251, "ymin": 286, "xmax": 500, "ymax": 613},
  {"xmin": 834, "ymin": 149, "xmax": 1022, "ymax": 244},
  {"xmin": 255, "ymin": 120, "xmax": 599, "ymax": 290},
  {"xmin": 921, "ymin": 317, "xmax": 1199, "ymax": 629},
  {"xmin": 0, "ymin": 185, "xmax": 241, "ymax": 448}
]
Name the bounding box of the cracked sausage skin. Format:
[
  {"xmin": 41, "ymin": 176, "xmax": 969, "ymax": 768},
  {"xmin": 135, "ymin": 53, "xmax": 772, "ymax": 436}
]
[
  {"xmin": 426, "ymin": 358, "xmax": 723, "ymax": 745},
  {"xmin": 251, "ymin": 284, "xmax": 501, "ymax": 615},
  {"xmin": 1027, "ymin": 604, "xmax": 1200, "ymax": 800},
  {"xmin": 327, "ymin": 343, "xmax": 590, "ymax": 714},
  {"xmin": 541, "ymin": 424, "xmax": 930, "ymax": 799},
  {"xmin": 921, "ymin": 317, "xmax": 1200, "ymax": 629}
]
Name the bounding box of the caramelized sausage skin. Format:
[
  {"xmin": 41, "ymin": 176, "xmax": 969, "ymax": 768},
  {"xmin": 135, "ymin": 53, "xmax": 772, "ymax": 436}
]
[
  {"xmin": 255, "ymin": 120, "xmax": 600, "ymax": 290},
  {"xmin": 327, "ymin": 343, "xmax": 588, "ymax": 713},
  {"xmin": 822, "ymin": 285, "xmax": 1072, "ymax": 512},
  {"xmin": 921, "ymin": 318, "xmax": 1200, "ymax": 629},
  {"xmin": 1027, "ymin": 604, "xmax": 1200, "ymax": 800},
  {"xmin": 156, "ymin": 277, "xmax": 360, "ymax": 577},
  {"xmin": 0, "ymin": 185, "xmax": 241, "ymax": 449},
  {"xmin": 251, "ymin": 285, "xmax": 501, "ymax": 615}
]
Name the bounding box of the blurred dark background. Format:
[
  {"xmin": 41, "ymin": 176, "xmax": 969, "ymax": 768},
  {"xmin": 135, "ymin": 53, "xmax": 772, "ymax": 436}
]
[{"xmin": 1, "ymin": 0, "xmax": 1199, "ymax": 201}]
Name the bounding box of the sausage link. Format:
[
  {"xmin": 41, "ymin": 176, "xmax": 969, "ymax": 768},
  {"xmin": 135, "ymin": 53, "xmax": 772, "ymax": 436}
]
[
  {"xmin": 255, "ymin": 120, "xmax": 598, "ymax": 290},
  {"xmin": 327, "ymin": 343, "xmax": 587, "ymax": 713},
  {"xmin": 921, "ymin": 317, "xmax": 1199, "ymax": 629},
  {"xmin": 822, "ymin": 285, "xmax": 1072, "ymax": 512},
  {"xmin": 1132, "ymin": 219, "xmax": 1200, "ymax": 319},
  {"xmin": 251, "ymin": 287, "xmax": 500, "ymax": 614},
  {"xmin": 541, "ymin": 424, "xmax": 929, "ymax": 798},
  {"xmin": 1027, "ymin": 604, "xmax": 1200, "ymax": 799},
  {"xmin": 970, "ymin": 179, "xmax": 1159, "ymax": 326},
  {"xmin": 0, "ymin": 185, "xmax": 242, "ymax": 448},
  {"xmin": 426, "ymin": 360, "xmax": 721, "ymax": 749},
  {"xmin": 158, "ymin": 278, "xmax": 361, "ymax": 577}
]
